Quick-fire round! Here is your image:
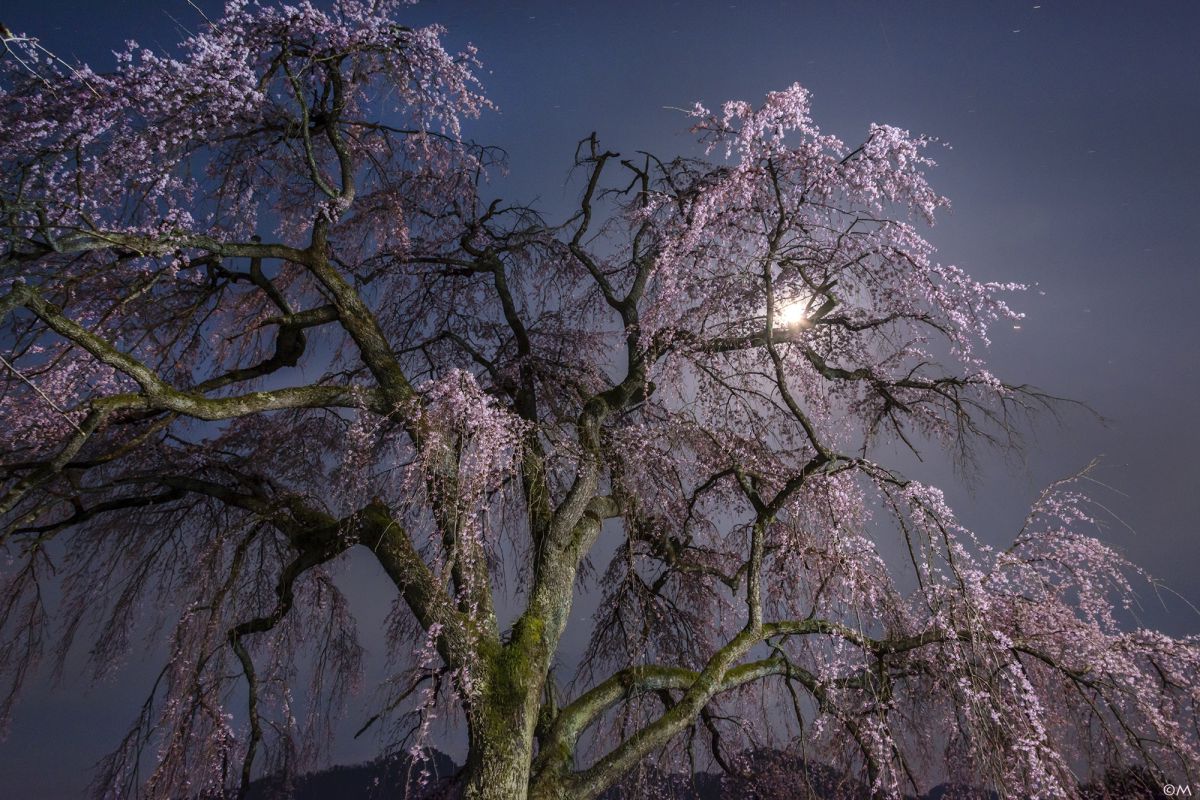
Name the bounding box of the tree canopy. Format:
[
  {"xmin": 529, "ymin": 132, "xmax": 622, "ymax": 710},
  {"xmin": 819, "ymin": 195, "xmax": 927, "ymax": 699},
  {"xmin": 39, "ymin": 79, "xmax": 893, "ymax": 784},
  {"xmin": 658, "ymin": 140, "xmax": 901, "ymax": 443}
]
[{"xmin": 1, "ymin": 2, "xmax": 1197, "ymax": 798}]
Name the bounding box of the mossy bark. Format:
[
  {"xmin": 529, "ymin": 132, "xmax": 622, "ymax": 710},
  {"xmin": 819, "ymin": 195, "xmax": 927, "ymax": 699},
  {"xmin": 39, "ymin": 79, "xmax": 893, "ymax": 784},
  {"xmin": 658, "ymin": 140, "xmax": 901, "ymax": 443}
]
[
  {"xmin": 461, "ymin": 709, "xmax": 538, "ymax": 800},
  {"xmin": 461, "ymin": 619, "xmax": 548, "ymax": 800}
]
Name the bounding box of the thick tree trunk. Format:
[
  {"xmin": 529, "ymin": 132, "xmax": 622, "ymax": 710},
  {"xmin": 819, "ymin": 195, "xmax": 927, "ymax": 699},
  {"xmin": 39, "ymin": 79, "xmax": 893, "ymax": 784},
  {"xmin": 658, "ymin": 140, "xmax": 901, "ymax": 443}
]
[
  {"xmin": 459, "ymin": 632, "xmax": 546, "ymax": 800},
  {"xmin": 461, "ymin": 736, "xmax": 535, "ymax": 800},
  {"xmin": 461, "ymin": 696, "xmax": 547, "ymax": 800},
  {"xmin": 464, "ymin": 740, "xmax": 574, "ymax": 800}
]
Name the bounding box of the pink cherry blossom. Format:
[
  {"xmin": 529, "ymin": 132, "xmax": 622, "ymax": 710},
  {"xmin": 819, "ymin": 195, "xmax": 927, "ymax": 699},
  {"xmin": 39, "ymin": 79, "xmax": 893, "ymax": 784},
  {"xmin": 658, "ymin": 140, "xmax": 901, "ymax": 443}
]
[{"xmin": 1, "ymin": 4, "xmax": 1196, "ymax": 800}]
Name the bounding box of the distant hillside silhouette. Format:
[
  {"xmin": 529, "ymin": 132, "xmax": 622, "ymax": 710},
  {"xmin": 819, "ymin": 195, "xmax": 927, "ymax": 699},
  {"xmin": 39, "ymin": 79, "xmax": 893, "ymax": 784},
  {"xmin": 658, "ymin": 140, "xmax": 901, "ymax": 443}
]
[{"xmin": 243, "ymin": 748, "xmax": 457, "ymax": 800}]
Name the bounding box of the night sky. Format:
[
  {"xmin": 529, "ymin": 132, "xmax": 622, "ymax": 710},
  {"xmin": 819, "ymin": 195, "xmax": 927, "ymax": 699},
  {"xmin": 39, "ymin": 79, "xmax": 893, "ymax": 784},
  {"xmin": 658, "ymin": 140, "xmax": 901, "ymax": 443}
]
[{"xmin": 2, "ymin": 1, "xmax": 1199, "ymax": 796}]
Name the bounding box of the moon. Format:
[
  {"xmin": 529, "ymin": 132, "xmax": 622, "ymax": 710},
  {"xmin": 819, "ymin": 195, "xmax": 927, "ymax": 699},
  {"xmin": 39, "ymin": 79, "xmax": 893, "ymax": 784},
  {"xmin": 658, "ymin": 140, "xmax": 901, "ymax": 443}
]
[{"xmin": 774, "ymin": 297, "xmax": 812, "ymax": 327}]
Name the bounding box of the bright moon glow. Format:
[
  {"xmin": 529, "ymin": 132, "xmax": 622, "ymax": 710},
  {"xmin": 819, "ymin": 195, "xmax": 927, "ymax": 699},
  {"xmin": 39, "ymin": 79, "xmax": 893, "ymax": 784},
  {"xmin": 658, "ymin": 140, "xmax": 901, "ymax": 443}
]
[{"xmin": 775, "ymin": 297, "xmax": 811, "ymax": 327}]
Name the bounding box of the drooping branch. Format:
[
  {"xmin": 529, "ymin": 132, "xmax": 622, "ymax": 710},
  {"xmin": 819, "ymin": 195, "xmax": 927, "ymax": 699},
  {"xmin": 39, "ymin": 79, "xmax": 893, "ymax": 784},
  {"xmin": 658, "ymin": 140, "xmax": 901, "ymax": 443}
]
[{"xmin": 1, "ymin": 284, "xmax": 384, "ymax": 415}]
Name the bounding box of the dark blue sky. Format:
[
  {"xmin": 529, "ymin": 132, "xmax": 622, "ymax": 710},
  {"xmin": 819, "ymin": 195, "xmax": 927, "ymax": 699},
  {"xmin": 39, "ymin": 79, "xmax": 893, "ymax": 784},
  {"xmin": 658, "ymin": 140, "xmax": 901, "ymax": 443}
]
[{"xmin": 3, "ymin": 1, "xmax": 1199, "ymax": 796}]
